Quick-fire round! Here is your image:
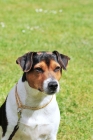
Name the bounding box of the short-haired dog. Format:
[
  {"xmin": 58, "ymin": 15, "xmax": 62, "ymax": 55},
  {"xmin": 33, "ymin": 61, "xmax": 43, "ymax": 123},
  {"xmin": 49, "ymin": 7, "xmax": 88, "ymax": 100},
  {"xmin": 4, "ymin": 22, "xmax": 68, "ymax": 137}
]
[{"xmin": 0, "ymin": 51, "xmax": 70, "ymax": 140}]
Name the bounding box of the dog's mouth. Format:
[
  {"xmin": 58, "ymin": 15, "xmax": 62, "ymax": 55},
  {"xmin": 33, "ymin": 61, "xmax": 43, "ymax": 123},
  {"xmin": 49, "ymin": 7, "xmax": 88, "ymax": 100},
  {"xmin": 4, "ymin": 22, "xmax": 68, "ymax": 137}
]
[
  {"xmin": 38, "ymin": 88, "xmax": 43, "ymax": 92},
  {"xmin": 38, "ymin": 88, "xmax": 58, "ymax": 95},
  {"xmin": 45, "ymin": 90, "xmax": 58, "ymax": 95}
]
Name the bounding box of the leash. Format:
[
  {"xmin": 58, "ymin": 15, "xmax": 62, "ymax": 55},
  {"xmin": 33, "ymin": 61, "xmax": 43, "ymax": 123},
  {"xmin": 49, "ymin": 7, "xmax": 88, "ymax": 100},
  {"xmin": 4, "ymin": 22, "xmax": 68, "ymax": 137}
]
[{"xmin": 15, "ymin": 83, "xmax": 53, "ymax": 126}]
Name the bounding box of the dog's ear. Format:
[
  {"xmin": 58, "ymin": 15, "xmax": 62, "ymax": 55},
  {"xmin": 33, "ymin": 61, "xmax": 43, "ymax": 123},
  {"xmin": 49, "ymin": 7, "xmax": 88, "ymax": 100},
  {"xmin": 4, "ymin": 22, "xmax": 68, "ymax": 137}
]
[
  {"xmin": 16, "ymin": 52, "xmax": 34, "ymax": 72},
  {"xmin": 53, "ymin": 51, "xmax": 70, "ymax": 70}
]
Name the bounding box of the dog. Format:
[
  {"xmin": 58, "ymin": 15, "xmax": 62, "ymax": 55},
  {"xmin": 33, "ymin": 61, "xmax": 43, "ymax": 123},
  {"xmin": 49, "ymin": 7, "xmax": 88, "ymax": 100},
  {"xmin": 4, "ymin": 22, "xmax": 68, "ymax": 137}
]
[{"xmin": 0, "ymin": 51, "xmax": 70, "ymax": 140}]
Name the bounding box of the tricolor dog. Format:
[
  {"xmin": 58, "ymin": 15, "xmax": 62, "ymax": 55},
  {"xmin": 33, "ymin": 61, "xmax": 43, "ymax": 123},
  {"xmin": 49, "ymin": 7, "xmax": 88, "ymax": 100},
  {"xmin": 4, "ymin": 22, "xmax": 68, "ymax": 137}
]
[{"xmin": 0, "ymin": 51, "xmax": 70, "ymax": 140}]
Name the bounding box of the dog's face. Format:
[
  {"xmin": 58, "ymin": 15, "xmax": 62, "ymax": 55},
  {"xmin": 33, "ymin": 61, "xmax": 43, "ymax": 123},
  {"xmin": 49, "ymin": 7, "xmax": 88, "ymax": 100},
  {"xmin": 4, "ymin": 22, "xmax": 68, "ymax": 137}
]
[{"xmin": 16, "ymin": 51, "xmax": 70, "ymax": 95}]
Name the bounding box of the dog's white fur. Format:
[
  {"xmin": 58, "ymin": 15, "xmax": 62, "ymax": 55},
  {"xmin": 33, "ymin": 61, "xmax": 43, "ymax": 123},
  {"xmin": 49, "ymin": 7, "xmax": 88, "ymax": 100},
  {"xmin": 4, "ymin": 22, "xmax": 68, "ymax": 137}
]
[{"xmin": 0, "ymin": 77, "xmax": 60, "ymax": 140}]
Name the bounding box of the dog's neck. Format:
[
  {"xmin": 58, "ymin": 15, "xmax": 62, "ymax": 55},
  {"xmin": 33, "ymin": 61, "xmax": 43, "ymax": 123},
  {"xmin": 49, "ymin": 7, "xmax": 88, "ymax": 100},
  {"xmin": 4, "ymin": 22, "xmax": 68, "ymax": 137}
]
[{"xmin": 17, "ymin": 78, "xmax": 54, "ymax": 108}]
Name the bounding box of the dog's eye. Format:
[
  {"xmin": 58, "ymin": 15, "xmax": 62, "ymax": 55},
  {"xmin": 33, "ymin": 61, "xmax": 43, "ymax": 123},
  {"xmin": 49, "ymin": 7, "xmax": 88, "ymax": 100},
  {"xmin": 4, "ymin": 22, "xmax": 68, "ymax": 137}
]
[
  {"xmin": 34, "ymin": 67, "xmax": 44, "ymax": 73},
  {"xmin": 54, "ymin": 66, "xmax": 61, "ymax": 72}
]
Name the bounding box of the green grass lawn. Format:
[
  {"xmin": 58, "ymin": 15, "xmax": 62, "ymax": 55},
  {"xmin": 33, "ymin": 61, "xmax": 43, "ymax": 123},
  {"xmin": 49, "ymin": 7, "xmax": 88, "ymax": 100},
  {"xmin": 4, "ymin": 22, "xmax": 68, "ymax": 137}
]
[{"xmin": 0, "ymin": 0, "xmax": 93, "ymax": 139}]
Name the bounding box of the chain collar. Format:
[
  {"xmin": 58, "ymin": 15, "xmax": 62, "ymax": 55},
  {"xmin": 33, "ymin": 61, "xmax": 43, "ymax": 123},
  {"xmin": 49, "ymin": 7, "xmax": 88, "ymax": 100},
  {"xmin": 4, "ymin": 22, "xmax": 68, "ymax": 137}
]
[{"xmin": 15, "ymin": 84, "xmax": 53, "ymax": 110}]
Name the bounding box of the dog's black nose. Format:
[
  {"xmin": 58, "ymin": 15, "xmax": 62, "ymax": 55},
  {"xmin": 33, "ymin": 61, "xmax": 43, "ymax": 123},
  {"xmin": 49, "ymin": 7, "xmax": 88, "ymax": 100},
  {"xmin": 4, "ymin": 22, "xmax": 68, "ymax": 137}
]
[{"xmin": 48, "ymin": 81, "xmax": 58, "ymax": 91}]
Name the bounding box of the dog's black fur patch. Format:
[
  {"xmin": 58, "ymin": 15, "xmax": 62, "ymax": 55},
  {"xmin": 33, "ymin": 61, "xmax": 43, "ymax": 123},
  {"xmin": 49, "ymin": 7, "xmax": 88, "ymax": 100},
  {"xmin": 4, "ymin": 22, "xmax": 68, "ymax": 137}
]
[
  {"xmin": 22, "ymin": 72, "xmax": 27, "ymax": 82},
  {"xmin": 0, "ymin": 100, "xmax": 19, "ymax": 139},
  {"xmin": 0, "ymin": 99, "xmax": 8, "ymax": 137}
]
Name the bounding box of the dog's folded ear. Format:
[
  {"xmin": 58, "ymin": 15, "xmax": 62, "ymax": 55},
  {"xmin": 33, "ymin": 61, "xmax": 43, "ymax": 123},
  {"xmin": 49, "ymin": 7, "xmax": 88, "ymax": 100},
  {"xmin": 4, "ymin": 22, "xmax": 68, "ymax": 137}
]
[
  {"xmin": 16, "ymin": 52, "xmax": 34, "ymax": 72},
  {"xmin": 53, "ymin": 51, "xmax": 70, "ymax": 70}
]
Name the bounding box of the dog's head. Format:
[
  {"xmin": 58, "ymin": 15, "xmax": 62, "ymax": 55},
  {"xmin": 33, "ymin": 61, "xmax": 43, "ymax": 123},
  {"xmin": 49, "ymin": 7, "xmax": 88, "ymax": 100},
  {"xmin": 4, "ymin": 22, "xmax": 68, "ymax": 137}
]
[{"xmin": 16, "ymin": 51, "xmax": 70, "ymax": 95}]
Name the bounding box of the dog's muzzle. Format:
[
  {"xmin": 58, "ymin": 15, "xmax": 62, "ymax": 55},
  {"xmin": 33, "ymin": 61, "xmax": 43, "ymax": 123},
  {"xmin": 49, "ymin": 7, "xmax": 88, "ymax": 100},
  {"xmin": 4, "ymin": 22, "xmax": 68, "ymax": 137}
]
[{"xmin": 43, "ymin": 78, "xmax": 60, "ymax": 95}]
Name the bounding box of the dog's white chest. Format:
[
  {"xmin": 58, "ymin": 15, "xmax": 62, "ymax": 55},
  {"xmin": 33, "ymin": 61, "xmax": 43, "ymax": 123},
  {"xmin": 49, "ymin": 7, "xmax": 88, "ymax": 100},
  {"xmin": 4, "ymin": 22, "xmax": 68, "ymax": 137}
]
[
  {"xmin": 13, "ymin": 123, "xmax": 51, "ymax": 140},
  {"xmin": 12, "ymin": 109, "xmax": 58, "ymax": 140}
]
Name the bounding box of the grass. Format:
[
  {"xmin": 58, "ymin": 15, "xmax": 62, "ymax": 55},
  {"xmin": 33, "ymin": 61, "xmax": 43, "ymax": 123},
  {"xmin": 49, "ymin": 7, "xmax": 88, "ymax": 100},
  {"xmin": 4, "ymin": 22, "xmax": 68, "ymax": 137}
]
[{"xmin": 0, "ymin": 0, "xmax": 93, "ymax": 139}]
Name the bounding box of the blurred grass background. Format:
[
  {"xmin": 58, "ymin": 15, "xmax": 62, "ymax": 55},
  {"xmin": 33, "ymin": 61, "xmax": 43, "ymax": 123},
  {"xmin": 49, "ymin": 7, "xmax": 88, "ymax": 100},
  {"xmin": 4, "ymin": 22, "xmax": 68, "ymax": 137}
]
[{"xmin": 0, "ymin": 0, "xmax": 93, "ymax": 139}]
